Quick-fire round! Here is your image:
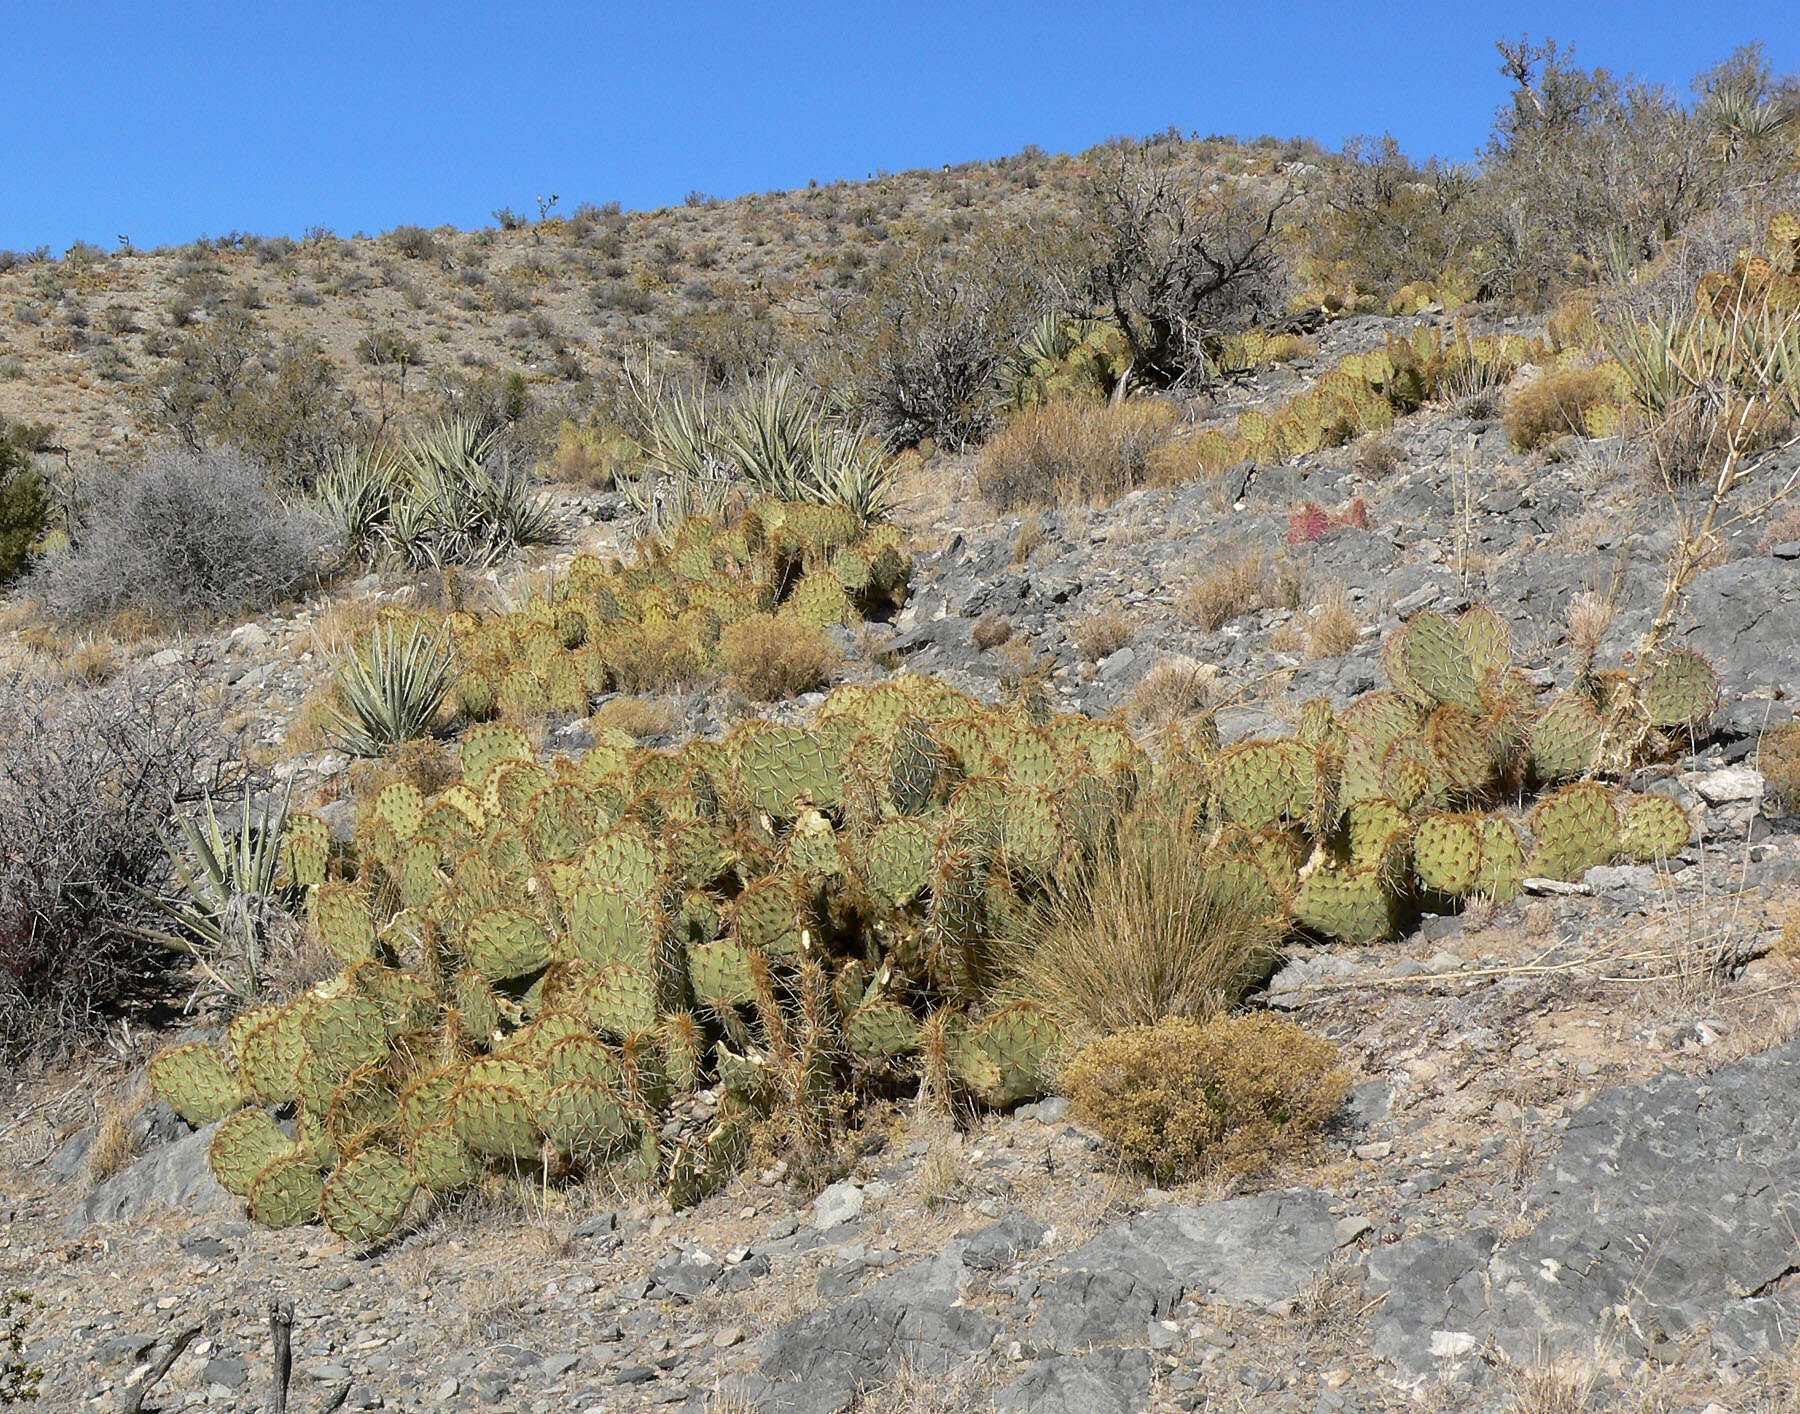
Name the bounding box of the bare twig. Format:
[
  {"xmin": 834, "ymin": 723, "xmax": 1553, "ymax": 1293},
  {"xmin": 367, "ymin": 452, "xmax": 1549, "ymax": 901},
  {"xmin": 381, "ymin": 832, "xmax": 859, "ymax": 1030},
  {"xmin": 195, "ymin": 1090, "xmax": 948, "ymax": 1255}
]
[
  {"xmin": 265, "ymin": 1298, "xmax": 293, "ymax": 1414},
  {"xmin": 121, "ymin": 1324, "xmax": 201, "ymax": 1414}
]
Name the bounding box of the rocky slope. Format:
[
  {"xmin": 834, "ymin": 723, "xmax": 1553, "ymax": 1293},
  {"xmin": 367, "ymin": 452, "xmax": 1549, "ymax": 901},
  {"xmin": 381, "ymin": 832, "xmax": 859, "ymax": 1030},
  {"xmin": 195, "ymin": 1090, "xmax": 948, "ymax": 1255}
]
[{"xmin": 5, "ymin": 310, "xmax": 1800, "ymax": 1414}]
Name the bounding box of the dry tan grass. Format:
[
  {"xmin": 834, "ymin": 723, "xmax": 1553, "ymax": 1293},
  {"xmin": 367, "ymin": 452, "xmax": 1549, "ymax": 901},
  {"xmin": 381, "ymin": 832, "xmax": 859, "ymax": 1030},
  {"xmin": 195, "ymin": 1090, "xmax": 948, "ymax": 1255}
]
[
  {"xmin": 85, "ymin": 1098, "xmax": 142, "ymax": 1187},
  {"xmin": 1012, "ymin": 512, "xmax": 1043, "ymax": 564},
  {"xmin": 718, "ymin": 616, "xmax": 838, "ymax": 700},
  {"xmin": 1069, "ymin": 605, "xmax": 1134, "ymax": 661},
  {"xmin": 1120, "ymin": 654, "xmax": 1215, "ymax": 734},
  {"xmin": 1498, "ymin": 1357, "xmax": 1602, "ymax": 1413},
  {"xmin": 1004, "ymin": 803, "xmax": 1285, "ymax": 1046},
  {"xmin": 976, "ymin": 399, "xmax": 1179, "ymax": 511},
  {"xmin": 1178, "ymin": 549, "xmax": 1301, "ymax": 631},
  {"xmin": 1563, "ymin": 590, "xmax": 1615, "ymax": 666},
  {"xmin": 1305, "ymin": 586, "xmax": 1362, "ymax": 658}
]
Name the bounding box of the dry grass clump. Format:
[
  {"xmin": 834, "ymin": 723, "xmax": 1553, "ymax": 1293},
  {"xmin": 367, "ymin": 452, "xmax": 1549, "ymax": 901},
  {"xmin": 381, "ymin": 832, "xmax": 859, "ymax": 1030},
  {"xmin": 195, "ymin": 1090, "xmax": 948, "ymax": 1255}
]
[
  {"xmin": 1060, "ymin": 1012, "xmax": 1349, "ymax": 1185},
  {"xmin": 1759, "ymin": 721, "xmax": 1800, "ymax": 815},
  {"xmin": 1503, "ymin": 365, "xmax": 1616, "ymax": 451},
  {"xmin": 607, "ymin": 617, "xmax": 709, "ymax": 693},
  {"xmin": 975, "ymin": 398, "xmax": 1178, "ymax": 511},
  {"xmin": 718, "ymin": 616, "xmax": 838, "ymax": 700},
  {"xmin": 1121, "ymin": 654, "xmax": 1215, "ymax": 734},
  {"xmin": 1070, "ymin": 606, "xmax": 1134, "ymax": 661},
  {"xmin": 1562, "ymin": 590, "xmax": 1615, "ymax": 668},
  {"xmin": 1179, "ymin": 549, "xmax": 1301, "ymax": 631},
  {"xmin": 1352, "ymin": 432, "xmax": 1401, "ymax": 477},
  {"xmin": 1012, "ymin": 513, "xmax": 1043, "ymax": 564},
  {"xmin": 1304, "ymin": 586, "xmax": 1362, "ymax": 658},
  {"xmin": 545, "ymin": 420, "xmax": 634, "ymax": 489},
  {"xmin": 1006, "ymin": 805, "xmax": 1284, "ymax": 1044},
  {"xmin": 970, "ymin": 613, "xmax": 1013, "ymax": 650},
  {"xmin": 590, "ymin": 694, "xmax": 682, "ymax": 739},
  {"xmin": 1650, "ymin": 392, "xmax": 1795, "ymax": 484},
  {"xmin": 85, "ymin": 1097, "xmax": 143, "ymax": 1187}
]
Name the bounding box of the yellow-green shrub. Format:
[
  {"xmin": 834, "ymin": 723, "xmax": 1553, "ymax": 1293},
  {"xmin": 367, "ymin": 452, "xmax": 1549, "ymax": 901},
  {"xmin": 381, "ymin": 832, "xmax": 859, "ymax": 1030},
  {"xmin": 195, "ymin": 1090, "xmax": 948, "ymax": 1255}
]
[{"xmin": 1060, "ymin": 1013, "xmax": 1348, "ymax": 1183}]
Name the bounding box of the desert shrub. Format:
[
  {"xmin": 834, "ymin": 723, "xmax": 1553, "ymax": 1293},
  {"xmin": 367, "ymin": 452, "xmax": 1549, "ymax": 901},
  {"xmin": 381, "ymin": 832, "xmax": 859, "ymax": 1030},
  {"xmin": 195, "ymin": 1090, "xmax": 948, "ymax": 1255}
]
[
  {"xmin": 31, "ymin": 445, "xmax": 327, "ymax": 624},
  {"xmin": 970, "ymin": 613, "xmax": 1013, "ymax": 650},
  {"xmin": 718, "ymin": 615, "xmax": 839, "ymax": 699},
  {"xmin": 0, "ymin": 435, "xmax": 48, "ymax": 586},
  {"xmin": 1008, "ymin": 807, "xmax": 1284, "ymax": 1044},
  {"xmin": 976, "ymin": 399, "xmax": 1178, "ymax": 511},
  {"xmin": 547, "ymin": 420, "xmax": 635, "ymax": 489},
  {"xmin": 1, "ymin": 1291, "xmax": 41, "ymax": 1405},
  {"xmin": 1352, "ymin": 432, "xmax": 1401, "ymax": 477},
  {"xmin": 1059, "ymin": 1013, "xmax": 1348, "ymax": 1184},
  {"xmin": 814, "ymin": 226, "xmax": 1062, "ymax": 450},
  {"xmin": 1075, "ymin": 149, "xmax": 1293, "ymax": 385},
  {"xmin": 132, "ymin": 316, "xmax": 355, "ymax": 485},
  {"xmin": 384, "ymin": 224, "xmax": 442, "ymax": 261},
  {"xmin": 1504, "ymin": 365, "xmax": 1619, "ymax": 449},
  {"xmin": 0, "ymin": 668, "xmax": 228, "ymax": 1052},
  {"xmin": 1760, "ymin": 722, "xmax": 1800, "ymax": 814}
]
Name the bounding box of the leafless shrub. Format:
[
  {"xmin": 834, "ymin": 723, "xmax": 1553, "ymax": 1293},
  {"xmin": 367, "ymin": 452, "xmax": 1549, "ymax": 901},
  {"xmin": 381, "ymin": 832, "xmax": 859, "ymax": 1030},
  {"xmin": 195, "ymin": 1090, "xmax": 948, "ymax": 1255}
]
[
  {"xmin": 1073, "ymin": 150, "xmax": 1293, "ymax": 385},
  {"xmin": 29, "ymin": 445, "xmax": 330, "ymax": 625},
  {"xmin": 0, "ymin": 666, "xmax": 232, "ymax": 1054}
]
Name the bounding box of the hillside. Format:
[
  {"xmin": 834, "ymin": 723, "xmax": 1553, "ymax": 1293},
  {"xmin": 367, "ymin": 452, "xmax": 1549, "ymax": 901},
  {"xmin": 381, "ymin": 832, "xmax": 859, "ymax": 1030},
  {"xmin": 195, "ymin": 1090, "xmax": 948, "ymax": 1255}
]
[{"xmin": 5, "ymin": 43, "xmax": 1800, "ymax": 1414}]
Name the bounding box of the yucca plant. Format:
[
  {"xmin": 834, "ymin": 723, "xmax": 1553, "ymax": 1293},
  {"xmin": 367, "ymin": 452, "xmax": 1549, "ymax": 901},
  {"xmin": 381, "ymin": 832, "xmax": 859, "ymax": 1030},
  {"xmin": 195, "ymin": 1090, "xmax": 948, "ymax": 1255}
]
[
  {"xmin": 316, "ymin": 445, "xmax": 398, "ymax": 560},
  {"xmin": 323, "ymin": 619, "xmax": 454, "ymax": 756},
  {"xmin": 129, "ymin": 778, "xmax": 304, "ymax": 1006},
  {"xmin": 726, "ymin": 372, "xmax": 819, "ymax": 501},
  {"xmin": 803, "ymin": 424, "xmax": 895, "ymax": 525}
]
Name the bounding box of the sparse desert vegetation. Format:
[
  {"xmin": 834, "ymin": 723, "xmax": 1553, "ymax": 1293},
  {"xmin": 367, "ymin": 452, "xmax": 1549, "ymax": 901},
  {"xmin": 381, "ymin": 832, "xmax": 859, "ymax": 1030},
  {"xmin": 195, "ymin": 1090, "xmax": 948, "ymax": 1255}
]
[{"xmin": 5, "ymin": 32, "xmax": 1800, "ymax": 1414}]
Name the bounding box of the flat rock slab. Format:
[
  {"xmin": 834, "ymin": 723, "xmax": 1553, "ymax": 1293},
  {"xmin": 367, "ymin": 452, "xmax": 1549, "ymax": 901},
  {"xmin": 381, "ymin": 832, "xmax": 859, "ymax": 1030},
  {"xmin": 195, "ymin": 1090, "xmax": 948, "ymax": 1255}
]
[
  {"xmin": 1369, "ymin": 1038, "xmax": 1800, "ymax": 1381},
  {"xmin": 995, "ymin": 1348, "xmax": 1153, "ymax": 1414},
  {"xmin": 753, "ymin": 1239, "xmax": 998, "ymax": 1414},
  {"xmin": 1026, "ymin": 1190, "xmax": 1337, "ymax": 1349},
  {"xmin": 67, "ymin": 1122, "xmax": 232, "ymax": 1233}
]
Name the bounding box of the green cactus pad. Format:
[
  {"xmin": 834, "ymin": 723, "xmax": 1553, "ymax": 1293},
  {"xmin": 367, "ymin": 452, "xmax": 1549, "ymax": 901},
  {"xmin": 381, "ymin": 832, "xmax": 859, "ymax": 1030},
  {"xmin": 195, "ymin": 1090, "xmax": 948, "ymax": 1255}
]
[
  {"xmin": 847, "ymin": 1000, "xmax": 922, "ymax": 1058},
  {"xmin": 320, "ymin": 1144, "xmax": 416, "ymax": 1247},
  {"xmin": 1619, "ymin": 793, "xmax": 1691, "ymax": 862},
  {"xmin": 1413, "ymin": 813, "xmax": 1484, "ymax": 896},
  {"xmin": 147, "ymin": 1041, "xmax": 244, "ymax": 1127},
  {"xmin": 465, "ymin": 906, "xmax": 555, "ymax": 981},
  {"xmin": 1638, "ymin": 651, "xmax": 1719, "ymax": 729},
  {"xmin": 1292, "ymin": 865, "xmax": 1397, "ymax": 944},
  {"xmin": 208, "ymin": 1108, "xmax": 293, "ymax": 1197},
  {"xmin": 1526, "ymin": 783, "xmax": 1620, "ymax": 881},
  {"xmin": 246, "ymin": 1155, "xmax": 324, "ymax": 1228}
]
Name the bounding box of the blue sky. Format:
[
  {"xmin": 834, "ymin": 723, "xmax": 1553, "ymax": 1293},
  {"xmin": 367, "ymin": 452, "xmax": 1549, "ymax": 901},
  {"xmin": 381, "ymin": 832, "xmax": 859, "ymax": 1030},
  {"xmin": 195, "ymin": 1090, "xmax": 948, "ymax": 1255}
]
[{"xmin": 5, "ymin": 2, "xmax": 1793, "ymax": 253}]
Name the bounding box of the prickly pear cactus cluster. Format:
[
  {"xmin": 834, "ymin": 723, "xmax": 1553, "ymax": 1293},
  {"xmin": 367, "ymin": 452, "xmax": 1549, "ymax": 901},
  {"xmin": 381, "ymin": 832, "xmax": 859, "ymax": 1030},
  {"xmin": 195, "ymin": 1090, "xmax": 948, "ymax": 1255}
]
[
  {"xmin": 1163, "ymin": 606, "xmax": 1714, "ymax": 944},
  {"xmin": 149, "ymin": 571, "xmax": 1718, "ymax": 1245},
  {"xmin": 1695, "ymin": 209, "xmax": 1800, "ymax": 317},
  {"xmin": 443, "ymin": 500, "xmax": 910, "ymax": 718},
  {"xmin": 151, "ymin": 675, "xmax": 1131, "ymax": 1245},
  {"xmin": 1173, "ymin": 325, "xmax": 1609, "ymax": 476}
]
